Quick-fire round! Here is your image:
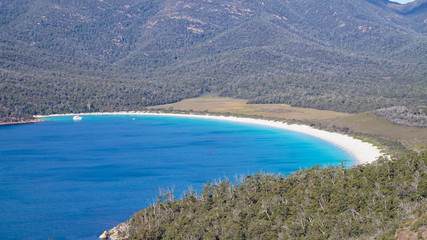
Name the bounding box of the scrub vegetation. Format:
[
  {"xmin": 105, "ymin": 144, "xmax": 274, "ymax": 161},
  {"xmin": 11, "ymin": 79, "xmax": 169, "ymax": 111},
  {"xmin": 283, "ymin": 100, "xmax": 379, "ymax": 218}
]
[
  {"xmin": 111, "ymin": 151, "xmax": 427, "ymax": 240},
  {"xmin": 374, "ymin": 106, "xmax": 427, "ymax": 129}
]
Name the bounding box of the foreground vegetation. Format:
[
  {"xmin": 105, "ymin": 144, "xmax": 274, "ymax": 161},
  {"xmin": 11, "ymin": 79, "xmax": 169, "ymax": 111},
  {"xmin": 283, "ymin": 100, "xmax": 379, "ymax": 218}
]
[{"xmin": 111, "ymin": 151, "xmax": 426, "ymax": 239}]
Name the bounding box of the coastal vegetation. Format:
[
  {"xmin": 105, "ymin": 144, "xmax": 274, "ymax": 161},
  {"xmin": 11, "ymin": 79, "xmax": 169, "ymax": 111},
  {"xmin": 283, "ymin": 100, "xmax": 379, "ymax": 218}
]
[{"xmin": 111, "ymin": 151, "xmax": 427, "ymax": 239}]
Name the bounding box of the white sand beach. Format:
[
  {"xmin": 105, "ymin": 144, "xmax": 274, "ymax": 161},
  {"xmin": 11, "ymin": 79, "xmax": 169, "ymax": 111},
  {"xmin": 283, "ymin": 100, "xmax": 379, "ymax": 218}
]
[{"xmin": 35, "ymin": 112, "xmax": 383, "ymax": 164}]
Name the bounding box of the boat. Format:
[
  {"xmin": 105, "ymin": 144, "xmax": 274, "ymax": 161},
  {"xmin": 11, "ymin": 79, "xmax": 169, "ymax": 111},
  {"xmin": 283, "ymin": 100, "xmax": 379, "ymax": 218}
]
[{"xmin": 73, "ymin": 115, "xmax": 83, "ymax": 120}]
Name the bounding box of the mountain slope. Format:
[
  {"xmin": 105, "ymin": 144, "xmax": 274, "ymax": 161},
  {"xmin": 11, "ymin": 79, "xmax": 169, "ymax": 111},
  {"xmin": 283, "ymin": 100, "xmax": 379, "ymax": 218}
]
[{"xmin": 0, "ymin": 0, "xmax": 426, "ymax": 121}]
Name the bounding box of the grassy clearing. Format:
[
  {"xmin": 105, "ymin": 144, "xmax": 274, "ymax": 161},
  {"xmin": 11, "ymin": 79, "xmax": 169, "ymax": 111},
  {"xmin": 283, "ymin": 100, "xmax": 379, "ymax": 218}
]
[
  {"xmin": 150, "ymin": 96, "xmax": 350, "ymax": 120},
  {"xmin": 150, "ymin": 96, "xmax": 427, "ymax": 151}
]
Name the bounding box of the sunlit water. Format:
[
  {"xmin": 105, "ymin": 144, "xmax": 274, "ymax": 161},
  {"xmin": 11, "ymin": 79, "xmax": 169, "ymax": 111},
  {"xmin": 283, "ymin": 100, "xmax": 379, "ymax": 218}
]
[{"xmin": 0, "ymin": 115, "xmax": 353, "ymax": 239}]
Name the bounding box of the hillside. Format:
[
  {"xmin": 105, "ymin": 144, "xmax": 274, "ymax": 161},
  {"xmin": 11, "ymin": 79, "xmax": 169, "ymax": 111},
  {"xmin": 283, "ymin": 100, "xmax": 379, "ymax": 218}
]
[
  {"xmin": 389, "ymin": 0, "xmax": 427, "ymax": 33},
  {"xmin": 108, "ymin": 151, "xmax": 427, "ymax": 240},
  {"xmin": 0, "ymin": 0, "xmax": 426, "ymax": 121}
]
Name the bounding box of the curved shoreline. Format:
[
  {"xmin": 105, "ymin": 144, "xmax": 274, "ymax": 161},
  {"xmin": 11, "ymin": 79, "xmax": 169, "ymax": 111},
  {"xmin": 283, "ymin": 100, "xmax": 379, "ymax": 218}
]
[{"xmin": 35, "ymin": 112, "xmax": 383, "ymax": 164}]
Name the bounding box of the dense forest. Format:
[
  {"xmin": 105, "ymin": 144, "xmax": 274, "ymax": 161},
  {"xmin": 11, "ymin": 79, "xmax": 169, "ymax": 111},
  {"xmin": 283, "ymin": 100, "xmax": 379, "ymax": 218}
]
[
  {"xmin": 1, "ymin": 0, "xmax": 427, "ymax": 123},
  {"xmin": 109, "ymin": 151, "xmax": 427, "ymax": 239}
]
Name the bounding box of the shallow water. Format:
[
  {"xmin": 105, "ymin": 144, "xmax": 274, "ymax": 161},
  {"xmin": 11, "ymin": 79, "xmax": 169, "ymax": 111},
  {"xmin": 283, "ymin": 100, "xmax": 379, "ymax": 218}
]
[{"xmin": 0, "ymin": 115, "xmax": 353, "ymax": 239}]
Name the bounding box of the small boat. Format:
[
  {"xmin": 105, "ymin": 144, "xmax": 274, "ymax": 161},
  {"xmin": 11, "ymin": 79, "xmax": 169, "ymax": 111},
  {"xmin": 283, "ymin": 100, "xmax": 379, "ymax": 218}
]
[{"xmin": 73, "ymin": 115, "xmax": 83, "ymax": 120}]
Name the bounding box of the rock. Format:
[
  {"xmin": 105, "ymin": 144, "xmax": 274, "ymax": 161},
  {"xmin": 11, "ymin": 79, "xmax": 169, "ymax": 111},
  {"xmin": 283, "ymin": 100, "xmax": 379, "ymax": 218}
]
[
  {"xmin": 109, "ymin": 222, "xmax": 130, "ymax": 240},
  {"xmin": 99, "ymin": 231, "xmax": 109, "ymax": 239}
]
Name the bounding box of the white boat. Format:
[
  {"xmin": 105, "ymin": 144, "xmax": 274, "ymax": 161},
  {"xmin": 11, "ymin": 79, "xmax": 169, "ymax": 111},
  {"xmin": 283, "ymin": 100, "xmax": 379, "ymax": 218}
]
[{"xmin": 73, "ymin": 115, "xmax": 83, "ymax": 120}]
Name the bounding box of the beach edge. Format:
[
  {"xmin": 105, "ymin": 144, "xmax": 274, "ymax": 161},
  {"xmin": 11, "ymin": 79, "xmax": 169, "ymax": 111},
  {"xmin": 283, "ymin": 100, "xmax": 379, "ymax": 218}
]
[{"xmin": 35, "ymin": 111, "xmax": 384, "ymax": 164}]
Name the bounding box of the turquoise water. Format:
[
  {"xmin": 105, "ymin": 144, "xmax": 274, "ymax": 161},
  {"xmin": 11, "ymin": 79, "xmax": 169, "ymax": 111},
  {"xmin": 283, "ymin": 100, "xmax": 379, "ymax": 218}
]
[{"xmin": 0, "ymin": 115, "xmax": 353, "ymax": 240}]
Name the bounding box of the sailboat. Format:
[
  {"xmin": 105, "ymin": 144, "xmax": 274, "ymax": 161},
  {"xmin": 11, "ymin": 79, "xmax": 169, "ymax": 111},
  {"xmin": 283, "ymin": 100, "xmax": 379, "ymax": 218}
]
[{"xmin": 73, "ymin": 115, "xmax": 83, "ymax": 120}]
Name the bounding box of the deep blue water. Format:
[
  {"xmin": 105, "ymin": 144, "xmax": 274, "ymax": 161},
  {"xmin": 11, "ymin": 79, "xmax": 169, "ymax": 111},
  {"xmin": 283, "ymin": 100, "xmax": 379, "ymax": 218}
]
[{"xmin": 0, "ymin": 115, "xmax": 353, "ymax": 240}]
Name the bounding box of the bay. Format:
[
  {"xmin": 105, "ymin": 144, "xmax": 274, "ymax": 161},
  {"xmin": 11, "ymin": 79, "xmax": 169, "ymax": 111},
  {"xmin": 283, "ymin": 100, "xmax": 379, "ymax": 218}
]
[{"xmin": 0, "ymin": 115, "xmax": 353, "ymax": 240}]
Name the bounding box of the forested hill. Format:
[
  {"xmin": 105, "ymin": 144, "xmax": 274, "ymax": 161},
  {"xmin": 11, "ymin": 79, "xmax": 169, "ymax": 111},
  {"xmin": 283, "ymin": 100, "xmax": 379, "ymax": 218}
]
[
  {"xmin": 1, "ymin": 0, "xmax": 426, "ymax": 122},
  {"xmin": 109, "ymin": 152, "xmax": 427, "ymax": 239}
]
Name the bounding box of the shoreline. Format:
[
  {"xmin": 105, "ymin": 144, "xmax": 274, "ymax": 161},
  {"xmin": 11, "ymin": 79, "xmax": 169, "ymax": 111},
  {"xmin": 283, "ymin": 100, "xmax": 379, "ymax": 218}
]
[
  {"xmin": 0, "ymin": 119, "xmax": 44, "ymax": 126},
  {"xmin": 35, "ymin": 111, "xmax": 383, "ymax": 164}
]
